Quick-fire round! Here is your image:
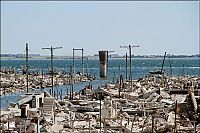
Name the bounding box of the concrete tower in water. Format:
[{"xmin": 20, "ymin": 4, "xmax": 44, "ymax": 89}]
[{"xmin": 99, "ymin": 51, "xmax": 108, "ymax": 78}]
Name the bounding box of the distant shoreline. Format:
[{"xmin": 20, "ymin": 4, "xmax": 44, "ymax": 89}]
[{"xmin": 1, "ymin": 56, "xmax": 199, "ymax": 60}]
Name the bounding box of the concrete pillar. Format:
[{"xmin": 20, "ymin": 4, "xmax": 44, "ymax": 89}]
[{"xmin": 99, "ymin": 51, "xmax": 108, "ymax": 78}]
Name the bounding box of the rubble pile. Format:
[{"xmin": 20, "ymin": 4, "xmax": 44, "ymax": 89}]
[{"xmin": 1, "ymin": 74, "xmax": 200, "ymax": 132}]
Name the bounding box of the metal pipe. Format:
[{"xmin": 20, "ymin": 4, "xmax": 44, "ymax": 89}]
[
  {"xmin": 61, "ymin": 89, "xmax": 63, "ymax": 100},
  {"xmin": 73, "ymin": 48, "xmax": 75, "ymax": 74},
  {"xmin": 72, "ymin": 78, "xmax": 74, "ymax": 100},
  {"xmin": 42, "ymin": 68, "xmax": 44, "ymax": 80},
  {"xmin": 26, "ymin": 43, "xmax": 29, "ymax": 93},
  {"xmin": 86, "ymin": 57, "xmax": 89, "ymax": 77},
  {"xmin": 119, "ymin": 75, "xmax": 123, "ymax": 98},
  {"xmin": 194, "ymin": 121, "xmax": 196, "ymax": 133},
  {"xmin": 89, "ymin": 119, "xmax": 91, "ymax": 133},
  {"xmin": 57, "ymin": 89, "xmax": 59, "ymax": 100},
  {"xmin": 51, "ymin": 46, "xmax": 53, "ymax": 95},
  {"xmin": 118, "ymin": 65, "xmax": 121, "ymax": 82},
  {"xmin": 70, "ymin": 65, "xmax": 72, "ymax": 100},
  {"xmin": 7, "ymin": 115, "xmax": 9, "ymax": 131},
  {"xmin": 100, "ymin": 92, "xmax": 102, "ymax": 132},
  {"xmin": 37, "ymin": 117, "xmax": 39, "ymax": 133},
  {"xmin": 161, "ymin": 52, "xmax": 167, "ymax": 74},
  {"xmin": 125, "ymin": 53, "xmax": 128, "ymax": 80},
  {"xmin": 152, "ymin": 115, "xmax": 154, "ymax": 133},
  {"xmin": 82, "ymin": 48, "xmax": 84, "ymax": 74},
  {"xmin": 129, "ymin": 45, "xmax": 133, "ymax": 91},
  {"xmin": 175, "ymin": 100, "xmax": 177, "ymax": 133},
  {"xmin": 24, "ymin": 119, "xmax": 26, "ymax": 133}
]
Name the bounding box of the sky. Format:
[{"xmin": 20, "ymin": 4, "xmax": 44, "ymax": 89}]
[{"xmin": 1, "ymin": 1, "xmax": 199, "ymax": 56}]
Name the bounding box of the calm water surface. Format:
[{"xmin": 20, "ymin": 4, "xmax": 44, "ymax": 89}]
[{"xmin": 1, "ymin": 58, "xmax": 199, "ymax": 108}]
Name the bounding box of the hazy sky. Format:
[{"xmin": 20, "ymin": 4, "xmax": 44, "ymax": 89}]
[{"xmin": 1, "ymin": 1, "xmax": 199, "ymax": 56}]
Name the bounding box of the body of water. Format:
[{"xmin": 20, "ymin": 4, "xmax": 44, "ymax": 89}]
[{"xmin": 1, "ymin": 58, "xmax": 199, "ymax": 108}]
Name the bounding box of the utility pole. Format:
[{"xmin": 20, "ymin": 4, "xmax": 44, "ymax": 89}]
[
  {"xmin": 42, "ymin": 46, "xmax": 62, "ymax": 95},
  {"xmin": 25, "ymin": 43, "xmax": 29, "ymax": 93},
  {"xmin": 120, "ymin": 45, "xmax": 139, "ymax": 92},
  {"xmin": 73, "ymin": 48, "xmax": 84, "ymax": 75}
]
